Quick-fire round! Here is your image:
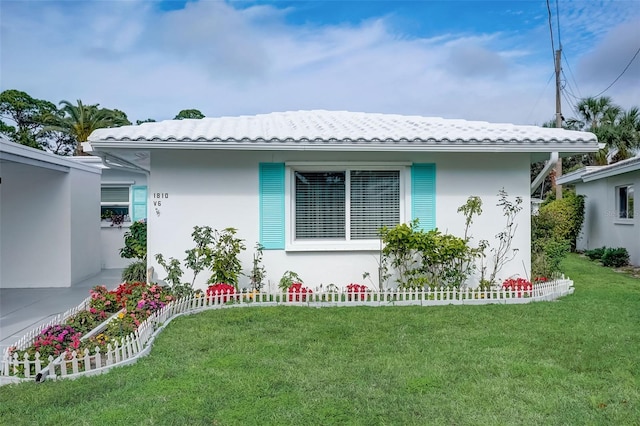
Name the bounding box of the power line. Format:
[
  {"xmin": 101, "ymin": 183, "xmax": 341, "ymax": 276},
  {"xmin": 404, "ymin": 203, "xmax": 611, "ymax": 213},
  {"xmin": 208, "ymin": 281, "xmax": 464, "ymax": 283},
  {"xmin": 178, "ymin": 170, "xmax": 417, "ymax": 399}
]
[
  {"xmin": 555, "ymin": 0, "xmax": 562, "ymax": 49},
  {"xmin": 526, "ymin": 71, "xmax": 555, "ymax": 123},
  {"xmin": 562, "ymin": 51, "xmax": 582, "ymax": 99},
  {"xmin": 592, "ymin": 46, "xmax": 640, "ymax": 97},
  {"xmin": 546, "ymin": 0, "xmax": 555, "ymax": 60}
]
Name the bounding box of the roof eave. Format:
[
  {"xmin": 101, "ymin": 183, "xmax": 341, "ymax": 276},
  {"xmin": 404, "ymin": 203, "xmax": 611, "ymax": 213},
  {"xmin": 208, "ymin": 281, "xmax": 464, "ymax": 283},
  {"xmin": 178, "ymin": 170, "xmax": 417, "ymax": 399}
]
[
  {"xmin": 87, "ymin": 140, "xmax": 599, "ymax": 153},
  {"xmin": 582, "ymin": 160, "xmax": 640, "ymax": 182}
]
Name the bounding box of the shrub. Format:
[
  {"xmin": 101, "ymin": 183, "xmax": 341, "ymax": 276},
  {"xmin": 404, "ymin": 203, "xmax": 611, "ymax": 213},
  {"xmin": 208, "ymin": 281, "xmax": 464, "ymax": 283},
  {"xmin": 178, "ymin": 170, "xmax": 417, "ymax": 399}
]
[
  {"xmin": 121, "ymin": 260, "xmax": 147, "ymax": 283},
  {"xmin": 601, "ymin": 247, "xmax": 630, "ymax": 267},
  {"xmin": 380, "ymin": 221, "xmax": 474, "ymax": 289},
  {"xmin": 120, "ymin": 220, "xmax": 147, "ymax": 260},
  {"xmin": 584, "ymin": 247, "xmax": 606, "ymax": 261},
  {"xmin": 537, "ymin": 190, "xmax": 585, "ymax": 251},
  {"xmin": 531, "ymin": 238, "xmax": 569, "ymax": 280},
  {"xmin": 279, "ymin": 271, "xmax": 303, "ymax": 291}
]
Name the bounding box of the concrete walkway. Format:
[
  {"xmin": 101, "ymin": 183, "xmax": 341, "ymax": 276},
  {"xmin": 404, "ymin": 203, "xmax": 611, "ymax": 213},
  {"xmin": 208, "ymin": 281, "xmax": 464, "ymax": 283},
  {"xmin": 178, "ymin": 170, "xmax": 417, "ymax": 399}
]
[{"xmin": 0, "ymin": 269, "xmax": 123, "ymax": 352}]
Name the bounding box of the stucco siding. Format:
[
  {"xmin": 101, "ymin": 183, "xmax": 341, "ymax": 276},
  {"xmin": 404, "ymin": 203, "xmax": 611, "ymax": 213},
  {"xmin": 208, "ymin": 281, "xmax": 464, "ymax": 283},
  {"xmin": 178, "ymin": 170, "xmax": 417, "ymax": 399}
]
[
  {"xmin": 576, "ymin": 170, "xmax": 640, "ymax": 265},
  {"xmin": 147, "ymin": 150, "xmax": 531, "ymax": 290},
  {"xmin": 69, "ymin": 168, "xmax": 101, "ymax": 283},
  {"xmin": 0, "ymin": 163, "xmax": 71, "ymax": 287}
]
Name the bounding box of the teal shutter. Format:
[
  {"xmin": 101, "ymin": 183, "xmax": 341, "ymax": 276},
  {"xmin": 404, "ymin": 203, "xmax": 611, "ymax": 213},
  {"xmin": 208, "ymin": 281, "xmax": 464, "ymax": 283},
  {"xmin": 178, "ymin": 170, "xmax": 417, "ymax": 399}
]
[
  {"xmin": 131, "ymin": 186, "xmax": 147, "ymax": 221},
  {"xmin": 411, "ymin": 164, "xmax": 436, "ymax": 231},
  {"xmin": 259, "ymin": 163, "xmax": 285, "ymax": 249}
]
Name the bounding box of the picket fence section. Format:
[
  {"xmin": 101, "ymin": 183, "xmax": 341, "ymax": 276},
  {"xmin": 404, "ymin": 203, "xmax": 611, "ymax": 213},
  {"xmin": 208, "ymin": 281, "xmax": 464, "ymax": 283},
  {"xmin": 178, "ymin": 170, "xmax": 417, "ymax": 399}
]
[
  {"xmin": 1, "ymin": 278, "xmax": 573, "ymax": 385},
  {"xmin": 6, "ymin": 296, "xmax": 91, "ymax": 354}
]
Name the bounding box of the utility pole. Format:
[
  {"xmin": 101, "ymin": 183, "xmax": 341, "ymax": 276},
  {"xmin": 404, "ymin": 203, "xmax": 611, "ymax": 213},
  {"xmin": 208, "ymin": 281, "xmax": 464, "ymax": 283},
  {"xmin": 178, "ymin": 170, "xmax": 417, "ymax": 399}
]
[{"xmin": 554, "ymin": 48, "xmax": 563, "ymax": 199}]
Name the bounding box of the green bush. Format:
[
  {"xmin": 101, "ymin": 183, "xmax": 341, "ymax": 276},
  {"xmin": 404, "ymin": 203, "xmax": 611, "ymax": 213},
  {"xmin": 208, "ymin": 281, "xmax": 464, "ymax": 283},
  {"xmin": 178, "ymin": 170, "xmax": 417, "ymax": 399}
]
[
  {"xmin": 122, "ymin": 260, "xmax": 147, "ymax": 283},
  {"xmin": 537, "ymin": 190, "xmax": 585, "ymax": 251},
  {"xmin": 531, "ymin": 238, "xmax": 570, "ymax": 280},
  {"xmin": 120, "ymin": 220, "xmax": 147, "ymax": 260},
  {"xmin": 584, "ymin": 247, "xmax": 606, "ymax": 261},
  {"xmin": 601, "ymin": 247, "xmax": 630, "ymax": 268},
  {"xmin": 380, "ymin": 220, "xmax": 473, "ymax": 289}
]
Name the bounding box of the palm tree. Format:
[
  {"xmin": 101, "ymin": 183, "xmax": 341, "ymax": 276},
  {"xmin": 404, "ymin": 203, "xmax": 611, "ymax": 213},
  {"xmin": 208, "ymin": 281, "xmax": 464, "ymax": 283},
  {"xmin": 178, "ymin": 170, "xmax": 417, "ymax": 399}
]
[
  {"xmin": 576, "ymin": 96, "xmax": 618, "ymax": 130},
  {"xmin": 45, "ymin": 99, "xmax": 131, "ymax": 155},
  {"xmin": 573, "ymin": 96, "xmax": 639, "ymax": 164}
]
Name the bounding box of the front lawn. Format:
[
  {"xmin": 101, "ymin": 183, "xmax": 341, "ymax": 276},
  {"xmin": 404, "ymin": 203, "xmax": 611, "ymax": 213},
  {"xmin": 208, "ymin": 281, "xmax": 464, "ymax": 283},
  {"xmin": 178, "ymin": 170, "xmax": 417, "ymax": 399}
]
[{"xmin": 1, "ymin": 254, "xmax": 638, "ymax": 425}]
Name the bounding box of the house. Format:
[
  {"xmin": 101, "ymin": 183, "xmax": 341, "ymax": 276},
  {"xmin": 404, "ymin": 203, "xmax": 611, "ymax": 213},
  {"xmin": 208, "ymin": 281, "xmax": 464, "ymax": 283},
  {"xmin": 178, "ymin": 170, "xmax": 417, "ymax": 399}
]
[
  {"xmin": 85, "ymin": 110, "xmax": 598, "ymax": 289},
  {"xmin": 70, "ymin": 156, "xmax": 148, "ymax": 269},
  {"xmin": 0, "ymin": 136, "xmax": 102, "ymax": 288},
  {"xmin": 556, "ymin": 156, "xmax": 639, "ymax": 266}
]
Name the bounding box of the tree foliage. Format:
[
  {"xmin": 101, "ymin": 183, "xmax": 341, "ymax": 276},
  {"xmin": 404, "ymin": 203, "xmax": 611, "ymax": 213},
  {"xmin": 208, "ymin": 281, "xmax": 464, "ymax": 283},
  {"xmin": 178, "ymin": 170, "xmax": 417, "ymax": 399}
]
[
  {"xmin": 534, "ymin": 96, "xmax": 640, "ymax": 199},
  {"xmin": 174, "ymin": 109, "xmax": 205, "ymax": 120},
  {"xmin": 0, "ymin": 89, "xmax": 58, "ymax": 150},
  {"xmin": 44, "ymin": 99, "xmax": 132, "ymax": 155}
]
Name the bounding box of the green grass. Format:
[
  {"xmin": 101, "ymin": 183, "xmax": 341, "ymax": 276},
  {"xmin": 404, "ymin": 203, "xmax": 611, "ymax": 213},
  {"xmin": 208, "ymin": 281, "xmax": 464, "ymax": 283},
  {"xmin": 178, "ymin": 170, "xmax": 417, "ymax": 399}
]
[{"xmin": 1, "ymin": 254, "xmax": 639, "ymax": 425}]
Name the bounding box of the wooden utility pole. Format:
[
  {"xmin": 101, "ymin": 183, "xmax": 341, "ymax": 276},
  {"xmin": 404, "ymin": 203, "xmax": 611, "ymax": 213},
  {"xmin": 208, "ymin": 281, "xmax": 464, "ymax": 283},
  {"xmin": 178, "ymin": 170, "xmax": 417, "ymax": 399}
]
[{"xmin": 554, "ymin": 48, "xmax": 563, "ymax": 199}]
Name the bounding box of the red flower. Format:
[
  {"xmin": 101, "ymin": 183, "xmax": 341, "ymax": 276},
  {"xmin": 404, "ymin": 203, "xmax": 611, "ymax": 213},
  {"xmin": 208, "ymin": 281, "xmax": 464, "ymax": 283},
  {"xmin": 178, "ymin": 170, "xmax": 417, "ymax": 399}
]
[
  {"xmin": 206, "ymin": 283, "xmax": 236, "ymax": 303},
  {"xmin": 288, "ymin": 283, "xmax": 312, "ymax": 302},
  {"xmin": 502, "ymin": 278, "xmax": 533, "ymax": 297},
  {"xmin": 346, "ymin": 283, "xmax": 368, "ymax": 301}
]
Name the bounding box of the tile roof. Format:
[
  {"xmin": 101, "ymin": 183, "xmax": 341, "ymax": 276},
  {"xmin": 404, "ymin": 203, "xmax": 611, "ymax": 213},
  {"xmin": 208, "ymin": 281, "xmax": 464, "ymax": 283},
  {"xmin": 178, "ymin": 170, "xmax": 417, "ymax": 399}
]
[{"xmin": 88, "ymin": 110, "xmax": 597, "ymax": 151}]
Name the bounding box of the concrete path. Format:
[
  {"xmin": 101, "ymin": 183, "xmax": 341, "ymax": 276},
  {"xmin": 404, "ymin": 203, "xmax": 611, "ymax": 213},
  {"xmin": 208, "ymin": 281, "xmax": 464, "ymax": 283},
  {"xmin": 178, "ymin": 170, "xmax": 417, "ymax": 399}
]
[{"xmin": 0, "ymin": 269, "xmax": 123, "ymax": 352}]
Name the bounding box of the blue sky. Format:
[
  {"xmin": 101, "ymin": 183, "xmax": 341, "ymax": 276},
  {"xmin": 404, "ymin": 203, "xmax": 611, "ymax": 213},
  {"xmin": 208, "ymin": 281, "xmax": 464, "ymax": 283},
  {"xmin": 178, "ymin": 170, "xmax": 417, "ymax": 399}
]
[{"xmin": 1, "ymin": 0, "xmax": 638, "ymax": 125}]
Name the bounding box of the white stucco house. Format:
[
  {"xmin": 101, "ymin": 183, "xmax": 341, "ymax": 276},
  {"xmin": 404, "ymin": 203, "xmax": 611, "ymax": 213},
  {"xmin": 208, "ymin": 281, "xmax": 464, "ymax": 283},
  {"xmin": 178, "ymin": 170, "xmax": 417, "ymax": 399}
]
[
  {"xmin": 556, "ymin": 156, "xmax": 639, "ymax": 266},
  {"xmin": 85, "ymin": 110, "xmax": 598, "ymax": 290},
  {"xmin": 0, "ymin": 136, "xmax": 102, "ymax": 288}
]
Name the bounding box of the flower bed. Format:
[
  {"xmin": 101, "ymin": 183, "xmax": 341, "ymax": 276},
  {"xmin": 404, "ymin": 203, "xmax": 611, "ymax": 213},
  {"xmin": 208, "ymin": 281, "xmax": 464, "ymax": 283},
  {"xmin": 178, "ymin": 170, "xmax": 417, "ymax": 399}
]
[{"xmin": 6, "ymin": 282, "xmax": 175, "ymax": 378}]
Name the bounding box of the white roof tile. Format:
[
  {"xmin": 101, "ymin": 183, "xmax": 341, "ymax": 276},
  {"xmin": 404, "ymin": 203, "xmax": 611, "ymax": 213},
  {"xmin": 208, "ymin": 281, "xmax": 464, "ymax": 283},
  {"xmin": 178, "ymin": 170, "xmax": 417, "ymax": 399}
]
[{"xmin": 88, "ymin": 110, "xmax": 597, "ymax": 147}]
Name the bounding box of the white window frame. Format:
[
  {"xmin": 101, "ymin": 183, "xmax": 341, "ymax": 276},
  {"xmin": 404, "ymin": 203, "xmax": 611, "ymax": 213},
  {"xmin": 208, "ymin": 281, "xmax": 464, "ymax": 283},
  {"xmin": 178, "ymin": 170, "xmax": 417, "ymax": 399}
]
[
  {"xmin": 101, "ymin": 182, "xmax": 134, "ymax": 226},
  {"xmin": 616, "ymin": 184, "xmax": 634, "ymax": 222},
  {"xmin": 285, "ymin": 162, "xmax": 411, "ymax": 251}
]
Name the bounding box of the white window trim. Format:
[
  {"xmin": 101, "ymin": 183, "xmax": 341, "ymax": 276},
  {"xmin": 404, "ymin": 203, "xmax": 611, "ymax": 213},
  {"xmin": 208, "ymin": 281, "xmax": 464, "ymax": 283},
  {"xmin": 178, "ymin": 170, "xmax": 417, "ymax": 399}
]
[
  {"xmin": 284, "ymin": 162, "xmax": 411, "ymax": 251},
  {"xmin": 614, "ymin": 183, "xmax": 635, "ymax": 224}
]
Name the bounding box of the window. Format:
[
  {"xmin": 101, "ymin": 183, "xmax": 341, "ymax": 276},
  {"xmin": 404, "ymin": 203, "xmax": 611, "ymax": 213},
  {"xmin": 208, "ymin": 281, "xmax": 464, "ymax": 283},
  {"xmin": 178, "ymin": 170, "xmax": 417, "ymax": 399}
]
[
  {"xmin": 100, "ymin": 185, "xmax": 148, "ymax": 223},
  {"xmin": 258, "ymin": 162, "xmax": 434, "ymax": 251},
  {"xmin": 618, "ymin": 184, "xmax": 634, "ymax": 219},
  {"xmin": 101, "ymin": 186, "xmax": 130, "ymax": 221},
  {"xmin": 294, "ymin": 169, "xmax": 401, "ymax": 241}
]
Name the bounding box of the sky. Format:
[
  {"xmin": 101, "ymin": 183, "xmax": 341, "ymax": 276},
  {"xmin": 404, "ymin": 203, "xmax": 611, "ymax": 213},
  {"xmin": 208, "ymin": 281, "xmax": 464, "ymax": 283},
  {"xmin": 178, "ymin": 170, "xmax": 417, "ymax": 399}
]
[{"xmin": 1, "ymin": 0, "xmax": 639, "ymax": 125}]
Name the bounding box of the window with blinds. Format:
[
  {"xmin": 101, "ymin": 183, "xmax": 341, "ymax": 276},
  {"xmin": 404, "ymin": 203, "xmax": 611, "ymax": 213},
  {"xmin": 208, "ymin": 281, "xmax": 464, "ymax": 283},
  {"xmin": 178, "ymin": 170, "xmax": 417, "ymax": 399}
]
[
  {"xmin": 294, "ymin": 169, "xmax": 400, "ymax": 240},
  {"xmin": 101, "ymin": 186, "xmax": 130, "ymax": 219},
  {"xmin": 350, "ymin": 170, "xmax": 400, "ymax": 239}
]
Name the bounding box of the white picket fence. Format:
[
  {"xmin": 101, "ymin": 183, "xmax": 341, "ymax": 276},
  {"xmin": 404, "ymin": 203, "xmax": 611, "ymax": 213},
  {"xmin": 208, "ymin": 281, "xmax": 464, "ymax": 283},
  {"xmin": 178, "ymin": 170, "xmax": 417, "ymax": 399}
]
[{"xmin": 0, "ymin": 278, "xmax": 574, "ymax": 385}]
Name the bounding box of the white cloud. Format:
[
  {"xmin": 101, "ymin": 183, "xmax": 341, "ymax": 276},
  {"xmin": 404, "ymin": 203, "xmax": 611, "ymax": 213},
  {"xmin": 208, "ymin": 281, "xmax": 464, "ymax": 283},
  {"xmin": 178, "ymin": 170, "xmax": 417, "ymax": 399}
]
[{"xmin": 0, "ymin": 0, "xmax": 638, "ymax": 126}]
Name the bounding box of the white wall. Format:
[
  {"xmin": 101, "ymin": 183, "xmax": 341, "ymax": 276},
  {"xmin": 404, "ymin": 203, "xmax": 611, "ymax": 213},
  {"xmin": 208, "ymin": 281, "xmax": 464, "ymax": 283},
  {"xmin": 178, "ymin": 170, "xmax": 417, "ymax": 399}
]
[
  {"xmin": 576, "ymin": 170, "xmax": 640, "ymax": 265},
  {"xmin": 147, "ymin": 150, "xmax": 532, "ymax": 291},
  {"xmin": 1, "ymin": 162, "xmax": 71, "ymax": 287},
  {"xmin": 70, "ymin": 168, "xmax": 101, "ymax": 282}
]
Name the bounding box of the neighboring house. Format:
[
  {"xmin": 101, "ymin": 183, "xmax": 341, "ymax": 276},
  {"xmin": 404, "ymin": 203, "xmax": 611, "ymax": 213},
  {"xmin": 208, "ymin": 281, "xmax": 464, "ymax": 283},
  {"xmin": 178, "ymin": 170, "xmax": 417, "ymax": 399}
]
[
  {"xmin": 0, "ymin": 136, "xmax": 101, "ymax": 288},
  {"xmin": 557, "ymin": 156, "xmax": 639, "ymax": 266},
  {"xmin": 85, "ymin": 110, "xmax": 598, "ymax": 289},
  {"xmin": 71, "ymin": 156, "xmax": 148, "ymax": 269}
]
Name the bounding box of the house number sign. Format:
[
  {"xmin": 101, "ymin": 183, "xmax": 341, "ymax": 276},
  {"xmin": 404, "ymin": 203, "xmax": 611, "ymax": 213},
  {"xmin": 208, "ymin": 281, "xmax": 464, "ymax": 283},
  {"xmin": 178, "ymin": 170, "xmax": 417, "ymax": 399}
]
[
  {"xmin": 152, "ymin": 192, "xmax": 169, "ymax": 216},
  {"xmin": 152, "ymin": 192, "xmax": 169, "ymax": 206}
]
